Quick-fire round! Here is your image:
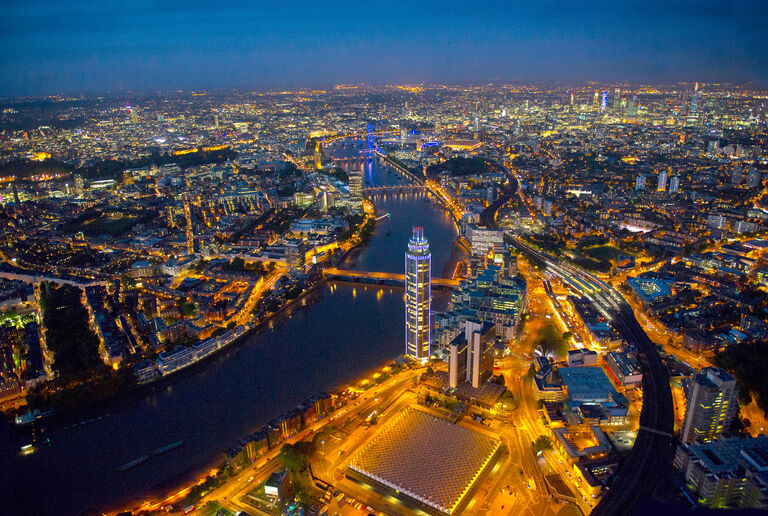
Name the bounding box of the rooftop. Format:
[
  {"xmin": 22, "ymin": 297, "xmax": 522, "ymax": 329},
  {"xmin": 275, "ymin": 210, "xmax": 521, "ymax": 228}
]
[
  {"xmin": 559, "ymin": 366, "xmax": 618, "ymax": 403},
  {"xmin": 348, "ymin": 408, "xmax": 501, "ymax": 514}
]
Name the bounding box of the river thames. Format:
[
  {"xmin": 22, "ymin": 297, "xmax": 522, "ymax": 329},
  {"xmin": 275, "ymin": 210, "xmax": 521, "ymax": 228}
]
[{"xmin": 5, "ymin": 149, "xmax": 465, "ymax": 515}]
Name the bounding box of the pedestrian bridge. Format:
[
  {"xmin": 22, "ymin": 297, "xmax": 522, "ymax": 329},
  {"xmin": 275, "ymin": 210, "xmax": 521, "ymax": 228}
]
[{"xmin": 323, "ymin": 268, "xmax": 459, "ymax": 288}]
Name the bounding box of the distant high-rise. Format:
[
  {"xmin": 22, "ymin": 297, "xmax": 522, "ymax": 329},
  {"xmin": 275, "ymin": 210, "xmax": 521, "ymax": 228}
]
[
  {"xmin": 348, "ymin": 163, "xmax": 363, "ymax": 212},
  {"xmin": 184, "ymin": 197, "xmax": 195, "ymax": 255},
  {"xmin": 601, "ymin": 91, "xmax": 609, "ymax": 113},
  {"xmin": 613, "ymin": 88, "xmax": 621, "ymax": 113},
  {"xmin": 681, "ymin": 367, "xmax": 738, "ymax": 444},
  {"xmin": 669, "ymin": 175, "xmax": 680, "ymax": 194},
  {"xmin": 465, "ymin": 320, "xmax": 496, "ymax": 388},
  {"xmin": 314, "ymin": 142, "xmax": 322, "ymax": 170},
  {"xmin": 635, "ymin": 174, "xmax": 646, "ymax": 191},
  {"xmin": 73, "ymin": 174, "xmax": 84, "ymax": 198},
  {"xmin": 592, "ymin": 91, "xmax": 600, "ymax": 112},
  {"xmin": 405, "ymin": 227, "xmax": 431, "ymax": 360},
  {"xmin": 627, "ymin": 96, "xmax": 639, "ymax": 116},
  {"xmin": 657, "ymin": 169, "xmax": 669, "ymax": 191},
  {"xmin": 747, "ymin": 167, "xmax": 762, "ymax": 189},
  {"xmin": 448, "ymin": 319, "xmax": 496, "ymax": 389}
]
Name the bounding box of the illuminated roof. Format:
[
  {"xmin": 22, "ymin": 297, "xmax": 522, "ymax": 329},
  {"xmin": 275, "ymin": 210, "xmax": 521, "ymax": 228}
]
[
  {"xmin": 443, "ymin": 139, "xmax": 483, "ymax": 151},
  {"xmin": 348, "ymin": 408, "xmax": 501, "ymax": 514}
]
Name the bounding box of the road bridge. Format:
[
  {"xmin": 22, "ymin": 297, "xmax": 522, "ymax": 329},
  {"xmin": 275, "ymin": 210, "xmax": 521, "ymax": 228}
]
[
  {"xmin": 323, "ymin": 268, "xmax": 459, "ymax": 288},
  {"xmin": 362, "ymin": 185, "xmax": 426, "ymax": 194},
  {"xmin": 0, "ymin": 271, "xmax": 109, "ymax": 288}
]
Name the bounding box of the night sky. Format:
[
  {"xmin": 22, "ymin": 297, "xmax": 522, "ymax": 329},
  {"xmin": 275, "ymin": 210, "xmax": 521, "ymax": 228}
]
[{"xmin": 1, "ymin": 0, "xmax": 767, "ymax": 96}]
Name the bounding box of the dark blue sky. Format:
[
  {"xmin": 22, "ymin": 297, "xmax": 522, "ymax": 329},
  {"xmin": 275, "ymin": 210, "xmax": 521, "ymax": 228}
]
[{"xmin": 1, "ymin": 0, "xmax": 766, "ymax": 96}]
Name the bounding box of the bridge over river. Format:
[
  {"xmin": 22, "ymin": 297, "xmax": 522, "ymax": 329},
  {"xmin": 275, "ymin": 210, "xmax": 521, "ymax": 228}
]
[{"xmin": 323, "ymin": 268, "xmax": 459, "ymax": 288}]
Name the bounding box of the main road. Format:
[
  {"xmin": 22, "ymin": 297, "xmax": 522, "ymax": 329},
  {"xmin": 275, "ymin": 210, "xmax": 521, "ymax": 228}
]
[
  {"xmin": 507, "ymin": 237, "xmax": 674, "ymax": 516},
  {"xmin": 474, "ymin": 163, "xmax": 674, "ymax": 515}
]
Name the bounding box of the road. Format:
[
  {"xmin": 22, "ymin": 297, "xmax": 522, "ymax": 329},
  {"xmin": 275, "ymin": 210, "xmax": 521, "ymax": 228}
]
[
  {"xmin": 188, "ymin": 367, "xmax": 423, "ymax": 515},
  {"xmin": 508, "ymin": 236, "xmax": 674, "ymax": 516}
]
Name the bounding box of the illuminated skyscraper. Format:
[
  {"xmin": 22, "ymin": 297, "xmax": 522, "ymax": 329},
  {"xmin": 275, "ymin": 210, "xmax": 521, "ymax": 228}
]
[
  {"xmin": 635, "ymin": 174, "xmax": 646, "ymax": 191},
  {"xmin": 601, "ymin": 91, "xmax": 609, "ymax": 113},
  {"xmin": 592, "ymin": 91, "xmax": 600, "ymax": 112},
  {"xmin": 669, "ymin": 175, "xmax": 680, "ymax": 194},
  {"xmin": 314, "ymin": 142, "xmax": 322, "ymax": 170},
  {"xmin": 348, "ymin": 163, "xmax": 363, "ymax": 212},
  {"xmin": 405, "ymin": 227, "xmax": 431, "ymax": 360},
  {"xmin": 657, "ymin": 169, "xmax": 669, "ymax": 191},
  {"xmin": 681, "ymin": 367, "xmax": 738, "ymax": 443},
  {"xmin": 184, "ymin": 197, "xmax": 194, "ymax": 255}
]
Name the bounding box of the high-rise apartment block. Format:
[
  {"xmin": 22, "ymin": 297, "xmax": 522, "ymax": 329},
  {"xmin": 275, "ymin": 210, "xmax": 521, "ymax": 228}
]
[
  {"xmin": 405, "ymin": 227, "xmax": 431, "ymax": 360},
  {"xmin": 681, "ymin": 367, "xmax": 738, "ymax": 444},
  {"xmin": 449, "ymin": 319, "xmax": 496, "ymax": 389}
]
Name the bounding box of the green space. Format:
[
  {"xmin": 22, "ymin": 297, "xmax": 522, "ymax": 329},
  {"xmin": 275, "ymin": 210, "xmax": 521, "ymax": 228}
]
[
  {"xmin": 26, "ymin": 283, "xmax": 136, "ymax": 410},
  {"xmin": 323, "ymin": 166, "xmax": 348, "ymax": 184},
  {"xmin": 80, "ymin": 215, "xmax": 140, "ymax": 237},
  {"xmin": 425, "ymin": 157, "xmax": 496, "ymax": 177},
  {"xmin": 715, "ymin": 340, "xmax": 768, "ymax": 416},
  {"xmin": 0, "ymin": 147, "xmax": 238, "ymax": 181},
  {"xmin": 581, "ymin": 245, "xmax": 626, "ymax": 262},
  {"xmin": 533, "ymin": 435, "xmax": 553, "ymax": 454},
  {"xmin": 0, "ymin": 309, "xmax": 37, "ymax": 329},
  {"xmin": 39, "ymin": 283, "xmax": 102, "ymax": 375},
  {"xmin": 531, "ymin": 322, "xmax": 569, "ymax": 359},
  {"xmin": 278, "ymin": 441, "xmax": 314, "ymax": 504},
  {"xmin": 179, "ymin": 467, "xmax": 233, "ymax": 509}
]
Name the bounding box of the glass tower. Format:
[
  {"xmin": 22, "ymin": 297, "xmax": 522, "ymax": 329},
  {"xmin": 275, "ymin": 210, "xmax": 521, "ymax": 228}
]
[{"xmin": 405, "ymin": 227, "xmax": 431, "ymax": 359}]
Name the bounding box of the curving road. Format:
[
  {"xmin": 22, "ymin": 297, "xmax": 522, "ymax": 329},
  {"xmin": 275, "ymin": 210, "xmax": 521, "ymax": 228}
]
[{"xmin": 507, "ymin": 237, "xmax": 674, "ymax": 516}]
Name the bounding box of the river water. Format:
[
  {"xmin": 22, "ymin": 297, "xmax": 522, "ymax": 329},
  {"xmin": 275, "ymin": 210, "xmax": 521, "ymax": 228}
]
[{"xmin": 4, "ymin": 145, "xmax": 464, "ymax": 515}]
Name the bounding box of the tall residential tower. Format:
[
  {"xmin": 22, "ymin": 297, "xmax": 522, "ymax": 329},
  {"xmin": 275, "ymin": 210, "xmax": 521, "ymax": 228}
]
[
  {"xmin": 681, "ymin": 367, "xmax": 738, "ymax": 444},
  {"xmin": 405, "ymin": 227, "xmax": 431, "ymax": 360}
]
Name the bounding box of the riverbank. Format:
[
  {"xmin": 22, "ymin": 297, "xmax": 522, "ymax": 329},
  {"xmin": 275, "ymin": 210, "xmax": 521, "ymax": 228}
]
[{"xmin": 10, "ymin": 145, "xmax": 471, "ymax": 516}]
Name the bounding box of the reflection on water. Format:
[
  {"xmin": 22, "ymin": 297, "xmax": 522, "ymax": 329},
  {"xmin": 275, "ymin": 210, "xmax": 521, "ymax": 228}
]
[{"xmin": 8, "ymin": 146, "xmax": 464, "ymax": 516}]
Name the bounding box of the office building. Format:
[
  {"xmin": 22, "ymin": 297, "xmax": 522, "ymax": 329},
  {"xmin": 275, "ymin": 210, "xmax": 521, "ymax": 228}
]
[
  {"xmin": 681, "ymin": 367, "xmax": 738, "ymax": 444},
  {"xmin": 669, "ymin": 175, "xmax": 680, "ymax": 194},
  {"xmin": 405, "ymin": 227, "xmax": 431, "ymax": 360},
  {"xmin": 348, "ymin": 163, "xmax": 363, "ymax": 212},
  {"xmin": 635, "ymin": 174, "xmax": 646, "ymax": 191},
  {"xmin": 657, "ymin": 169, "xmax": 668, "ymax": 192},
  {"xmin": 627, "ymin": 96, "xmax": 639, "ymax": 116},
  {"xmin": 449, "ymin": 319, "xmax": 496, "ymax": 389},
  {"xmin": 674, "ymin": 435, "xmax": 768, "ymax": 509},
  {"xmin": 448, "ymin": 331, "xmax": 468, "ymax": 389},
  {"xmin": 466, "ymin": 224, "xmax": 504, "ymax": 256},
  {"xmin": 604, "ymin": 351, "xmax": 643, "ymax": 387}
]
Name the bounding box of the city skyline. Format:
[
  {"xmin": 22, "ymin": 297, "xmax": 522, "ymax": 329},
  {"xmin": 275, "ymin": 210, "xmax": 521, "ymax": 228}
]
[
  {"xmin": 2, "ymin": 1, "xmax": 768, "ymax": 97},
  {"xmin": 2, "ymin": 3, "xmax": 768, "ymax": 512}
]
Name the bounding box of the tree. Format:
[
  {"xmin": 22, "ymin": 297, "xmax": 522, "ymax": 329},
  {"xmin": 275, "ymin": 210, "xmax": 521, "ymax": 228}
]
[
  {"xmin": 533, "ymin": 435, "xmax": 552, "ymax": 454},
  {"xmin": 738, "ymin": 388, "xmax": 753, "ymax": 407},
  {"xmin": 278, "ymin": 442, "xmax": 312, "ymax": 473}
]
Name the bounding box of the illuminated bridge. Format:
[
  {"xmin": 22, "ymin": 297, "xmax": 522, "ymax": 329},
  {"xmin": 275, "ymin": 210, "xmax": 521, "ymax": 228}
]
[
  {"xmin": 362, "ymin": 185, "xmax": 427, "ymax": 194},
  {"xmin": 323, "ymin": 268, "xmax": 459, "ymax": 288}
]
